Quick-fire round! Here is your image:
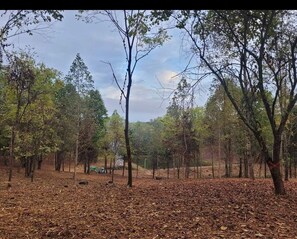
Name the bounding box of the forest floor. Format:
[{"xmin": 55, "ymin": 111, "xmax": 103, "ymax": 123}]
[{"xmin": 1, "ymin": 165, "xmax": 297, "ymax": 239}]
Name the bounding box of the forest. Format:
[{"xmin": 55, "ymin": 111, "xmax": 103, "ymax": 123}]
[{"xmin": 1, "ymin": 10, "xmax": 297, "ymax": 238}]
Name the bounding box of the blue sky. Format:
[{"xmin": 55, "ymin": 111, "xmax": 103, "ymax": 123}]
[{"xmin": 6, "ymin": 10, "xmax": 211, "ymax": 122}]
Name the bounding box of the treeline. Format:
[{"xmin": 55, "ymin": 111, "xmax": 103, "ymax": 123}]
[
  {"xmin": 0, "ymin": 51, "xmax": 108, "ymax": 181},
  {"xmin": 3, "ymin": 10, "xmax": 297, "ymax": 194},
  {"xmin": 128, "ymin": 78, "xmax": 297, "ymax": 181}
]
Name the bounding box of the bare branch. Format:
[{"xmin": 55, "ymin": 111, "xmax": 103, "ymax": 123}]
[{"xmin": 101, "ymin": 60, "xmax": 126, "ymax": 100}]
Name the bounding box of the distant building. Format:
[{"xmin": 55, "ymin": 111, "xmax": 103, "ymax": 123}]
[{"xmin": 115, "ymin": 155, "xmax": 124, "ymax": 167}]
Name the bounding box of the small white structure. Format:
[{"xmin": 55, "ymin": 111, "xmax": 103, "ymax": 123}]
[{"xmin": 115, "ymin": 155, "xmax": 124, "ymax": 167}]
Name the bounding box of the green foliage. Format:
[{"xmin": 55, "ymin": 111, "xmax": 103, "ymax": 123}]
[
  {"xmin": 65, "ymin": 53, "xmax": 94, "ymax": 96},
  {"xmin": 0, "ymin": 51, "xmax": 63, "ymax": 158}
]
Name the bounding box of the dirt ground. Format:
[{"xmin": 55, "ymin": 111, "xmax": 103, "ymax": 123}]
[{"xmin": 1, "ymin": 165, "xmax": 297, "ymax": 239}]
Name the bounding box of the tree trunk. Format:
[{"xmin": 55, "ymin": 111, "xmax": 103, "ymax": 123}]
[
  {"xmin": 244, "ymin": 153, "xmax": 249, "ymax": 178},
  {"xmin": 167, "ymin": 157, "xmax": 170, "ymax": 179},
  {"xmin": 268, "ymin": 161, "xmax": 285, "ymax": 195},
  {"xmin": 55, "ymin": 151, "xmax": 63, "ymax": 171},
  {"xmin": 37, "ymin": 155, "xmax": 42, "ymax": 170},
  {"xmin": 266, "ymin": 139, "xmax": 286, "ymax": 195},
  {"xmin": 228, "ymin": 138, "xmax": 233, "ymax": 177},
  {"xmin": 211, "ymin": 146, "xmax": 215, "ymax": 178},
  {"xmin": 104, "ymin": 153, "xmax": 107, "ymax": 171},
  {"xmin": 125, "ymin": 74, "xmax": 133, "ymax": 187},
  {"xmin": 218, "ymin": 129, "xmax": 221, "ymax": 178},
  {"xmin": 8, "ymin": 127, "xmax": 16, "ymax": 182},
  {"xmin": 84, "ymin": 160, "xmax": 87, "ymax": 174},
  {"xmin": 122, "ymin": 156, "xmax": 126, "ymax": 177},
  {"xmin": 74, "ymin": 136, "xmax": 78, "ymax": 185},
  {"xmin": 239, "ymin": 157, "xmax": 242, "ymax": 178},
  {"xmin": 69, "ymin": 152, "xmax": 71, "ymax": 172},
  {"xmin": 30, "ymin": 155, "xmax": 36, "ymax": 182},
  {"xmin": 248, "ymin": 156, "xmax": 255, "ymax": 180},
  {"xmin": 136, "ymin": 156, "xmax": 139, "ymax": 178},
  {"xmin": 294, "ymin": 158, "xmax": 297, "ymax": 178},
  {"xmin": 289, "ymin": 154, "xmax": 292, "ymax": 179},
  {"xmin": 258, "ymin": 157, "xmax": 262, "ymax": 178},
  {"xmin": 111, "ymin": 157, "xmax": 115, "ymax": 183}
]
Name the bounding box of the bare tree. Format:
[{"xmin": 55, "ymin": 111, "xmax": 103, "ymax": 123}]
[{"xmin": 78, "ymin": 10, "xmax": 168, "ymax": 187}]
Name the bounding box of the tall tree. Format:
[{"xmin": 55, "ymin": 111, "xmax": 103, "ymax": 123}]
[
  {"xmin": 54, "ymin": 82, "xmax": 78, "ymax": 172},
  {"xmin": 80, "ymin": 89, "xmax": 107, "ymax": 174},
  {"xmin": 167, "ymin": 10, "xmax": 297, "ymax": 195},
  {"xmin": 106, "ymin": 110, "xmax": 125, "ymax": 183},
  {"xmin": 167, "ymin": 78, "xmax": 196, "ymax": 178},
  {"xmin": 77, "ymin": 10, "xmax": 168, "ymax": 187},
  {"xmin": 65, "ymin": 53, "xmax": 94, "ymax": 185},
  {"xmin": 2, "ymin": 52, "xmax": 36, "ymax": 182}
]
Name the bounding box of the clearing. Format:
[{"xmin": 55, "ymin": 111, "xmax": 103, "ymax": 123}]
[{"xmin": 1, "ymin": 166, "xmax": 297, "ymax": 239}]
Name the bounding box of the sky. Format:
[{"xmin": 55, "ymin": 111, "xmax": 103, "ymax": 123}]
[{"xmin": 6, "ymin": 10, "xmax": 211, "ymax": 122}]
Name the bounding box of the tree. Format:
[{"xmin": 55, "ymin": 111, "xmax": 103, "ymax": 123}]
[
  {"xmin": 204, "ymin": 82, "xmax": 242, "ymax": 178},
  {"xmin": 14, "ymin": 64, "xmax": 61, "ymax": 181},
  {"xmin": 0, "ymin": 10, "xmax": 63, "ymax": 63},
  {"xmin": 65, "ymin": 53, "xmax": 94, "ymax": 185},
  {"xmin": 106, "ymin": 110, "xmax": 125, "ymax": 183},
  {"xmin": 54, "ymin": 82, "xmax": 78, "ymax": 172},
  {"xmin": 168, "ymin": 10, "xmax": 297, "ymax": 195},
  {"xmin": 1, "ymin": 52, "xmax": 36, "ymax": 182},
  {"xmin": 79, "ymin": 89, "xmax": 107, "ymax": 174},
  {"xmin": 166, "ymin": 77, "xmax": 197, "ymax": 179},
  {"xmin": 0, "ymin": 52, "xmax": 62, "ymax": 182},
  {"xmin": 130, "ymin": 121, "xmax": 154, "ymax": 177},
  {"xmin": 78, "ymin": 10, "xmax": 168, "ymax": 187}
]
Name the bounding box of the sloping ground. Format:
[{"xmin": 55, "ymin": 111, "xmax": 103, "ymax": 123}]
[{"xmin": 1, "ymin": 167, "xmax": 297, "ymax": 239}]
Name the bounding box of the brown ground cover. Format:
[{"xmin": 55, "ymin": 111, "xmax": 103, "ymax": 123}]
[{"xmin": 1, "ymin": 166, "xmax": 297, "ymax": 239}]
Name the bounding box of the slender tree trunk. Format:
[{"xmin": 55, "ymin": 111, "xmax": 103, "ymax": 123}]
[
  {"xmin": 167, "ymin": 157, "xmax": 170, "ymax": 179},
  {"xmin": 258, "ymin": 157, "xmax": 262, "ymax": 178},
  {"xmin": 62, "ymin": 157, "xmax": 64, "ymax": 172},
  {"xmin": 8, "ymin": 127, "xmax": 16, "ymax": 182},
  {"xmin": 55, "ymin": 151, "xmax": 62, "ymax": 171},
  {"xmin": 69, "ymin": 152, "xmax": 71, "ymax": 172},
  {"xmin": 74, "ymin": 136, "xmax": 78, "ymax": 185},
  {"xmin": 264, "ymin": 160, "xmax": 267, "ymax": 178},
  {"xmin": 218, "ymin": 130, "xmax": 221, "ymax": 178},
  {"xmin": 228, "ymin": 138, "xmax": 233, "ymax": 177},
  {"xmin": 248, "ymin": 156, "xmax": 255, "ymax": 180},
  {"xmin": 30, "ymin": 155, "xmax": 36, "ymax": 182},
  {"xmin": 283, "ymin": 134, "xmax": 289, "ymax": 181},
  {"xmin": 125, "ymin": 69, "xmax": 133, "ymax": 187},
  {"xmin": 136, "ymin": 156, "xmax": 139, "ymax": 178},
  {"xmin": 239, "ymin": 157, "xmax": 242, "ymax": 178},
  {"xmin": 84, "ymin": 160, "xmax": 87, "ymax": 174},
  {"xmin": 244, "ymin": 153, "xmax": 249, "ymax": 178},
  {"xmin": 193, "ymin": 152, "xmax": 196, "ymax": 179},
  {"xmin": 294, "ymin": 158, "xmax": 297, "ymax": 178},
  {"xmin": 289, "ymin": 154, "xmax": 292, "ymax": 179},
  {"xmin": 104, "ymin": 152, "xmax": 107, "ymax": 171},
  {"xmin": 37, "ymin": 154, "xmax": 42, "ymax": 170},
  {"xmin": 211, "ymin": 146, "xmax": 215, "ymax": 178},
  {"xmin": 122, "ymin": 157, "xmax": 126, "ymax": 177},
  {"xmin": 111, "ymin": 157, "xmax": 115, "ymax": 183}
]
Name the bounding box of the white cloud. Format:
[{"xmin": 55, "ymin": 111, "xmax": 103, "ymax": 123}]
[{"xmin": 2, "ymin": 10, "xmax": 210, "ymax": 122}]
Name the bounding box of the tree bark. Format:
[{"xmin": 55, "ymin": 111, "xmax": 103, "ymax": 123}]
[
  {"xmin": 239, "ymin": 157, "xmax": 242, "ymax": 178},
  {"xmin": 266, "ymin": 138, "xmax": 285, "ymax": 194}
]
